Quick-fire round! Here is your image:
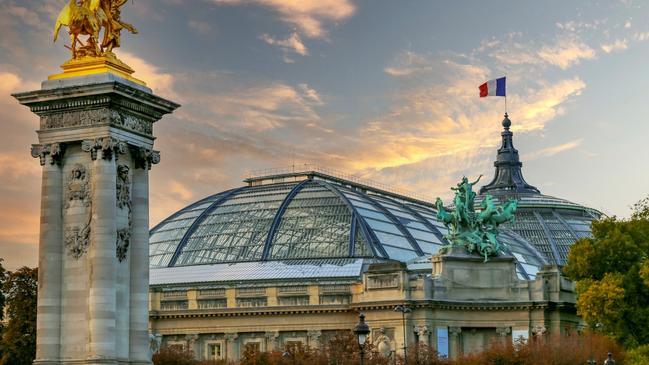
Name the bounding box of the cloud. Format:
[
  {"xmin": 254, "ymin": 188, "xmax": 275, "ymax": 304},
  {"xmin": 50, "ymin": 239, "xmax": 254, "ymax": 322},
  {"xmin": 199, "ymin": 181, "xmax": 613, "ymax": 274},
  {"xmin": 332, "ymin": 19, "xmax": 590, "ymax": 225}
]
[
  {"xmin": 214, "ymin": 0, "xmax": 355, "ymax": 38},
  {"xmin": 384, "ymin": 51, "xmax": 433, "ymax": 77},
  {"xmin": 260, "ymin": 32, "xmax": 308, "ymax": 62},
  {"xmin": 601, "ymin": 39, "xmax": 628, "ymax": 53},
  {"xmin": 481, "ymin": 33, "xmax": 596, "ymax": 70},
  {"xmin": 188, "ymin": 20, "xmax": 214, "ymax": 36},
  {"xmin": 527, "ymin": 139, "xmax": 584, "ymax": 160},
  {"xmin": 537, "ymin": 38, "xmax": 596, "ymax": 69},
  {"xmin": 118, "ymin": 52, "xmax": 178, "ymax": 100}
]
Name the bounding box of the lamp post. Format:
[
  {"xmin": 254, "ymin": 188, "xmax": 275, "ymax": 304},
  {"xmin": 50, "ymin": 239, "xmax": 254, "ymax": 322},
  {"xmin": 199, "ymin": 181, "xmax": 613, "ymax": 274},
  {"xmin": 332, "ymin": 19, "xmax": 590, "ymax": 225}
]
[
  {"xmin": 587, "ymin": 322, "xmax": 603, "ymax": 365},
  {"xmin": 354, "ymin": 313, "xmax": 371, "ymax": 365},
  {"xmin": 394, "ymin": 305, "xmax": 412, "ymax": 365}
]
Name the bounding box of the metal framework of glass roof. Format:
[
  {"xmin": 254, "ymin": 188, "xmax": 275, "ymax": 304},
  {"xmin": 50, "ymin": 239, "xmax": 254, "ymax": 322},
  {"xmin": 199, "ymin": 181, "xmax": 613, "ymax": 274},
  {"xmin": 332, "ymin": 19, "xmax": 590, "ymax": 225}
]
[{"xmin": 150, "ymin": 171, "xmax": 552, "ymax": 280}]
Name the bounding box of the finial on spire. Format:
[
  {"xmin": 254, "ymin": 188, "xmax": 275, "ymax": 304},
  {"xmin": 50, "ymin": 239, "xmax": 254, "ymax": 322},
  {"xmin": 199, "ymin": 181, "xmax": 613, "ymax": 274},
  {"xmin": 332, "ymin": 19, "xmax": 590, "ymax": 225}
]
[
  {"xmin": 502, "ymin": 113, "xmax": 511, "ymax": 129},
  {"xmin": 479, "ymin": 113, "xmax": 540, "ymax": 195}
]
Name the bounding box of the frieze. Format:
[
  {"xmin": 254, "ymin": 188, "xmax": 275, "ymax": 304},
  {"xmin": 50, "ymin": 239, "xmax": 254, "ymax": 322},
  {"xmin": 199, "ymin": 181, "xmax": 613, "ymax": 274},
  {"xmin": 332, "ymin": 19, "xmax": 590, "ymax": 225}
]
[
  {"xmin": 31, "ymin": 143, "xmax": 65, "ymax": 165},
  {"xmin": 65, "ymin": 163, "xmax": 91, "ymax": 209},
  {"xmin": 40, "ymin": 107, "xmax": 152, "ymax": 135},
  {"xmin": 65, "ymin": 223, "xmax": 91, "ymax": 259}
]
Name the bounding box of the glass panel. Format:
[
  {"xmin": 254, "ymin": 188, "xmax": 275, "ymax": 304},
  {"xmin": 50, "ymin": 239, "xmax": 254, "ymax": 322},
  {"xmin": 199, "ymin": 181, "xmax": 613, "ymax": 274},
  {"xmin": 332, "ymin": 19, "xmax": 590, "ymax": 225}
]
[
  {"xmin": 381, "ymin": 245, "xmax": 418, "ymax": 261},
  {"xmin": 269, "ymin": 183, "xmax": 353, "ymax": 259},
  {"xmin": 364, "ymin": 218, "xmax": 403, "ymax": 236},
  {"xmin": 374, "ymin": 231, "xmax": 412, "ymax": 250},
  {"xmin": 173, "ymin": 184, "xmax": 294, "ymax": 266}
]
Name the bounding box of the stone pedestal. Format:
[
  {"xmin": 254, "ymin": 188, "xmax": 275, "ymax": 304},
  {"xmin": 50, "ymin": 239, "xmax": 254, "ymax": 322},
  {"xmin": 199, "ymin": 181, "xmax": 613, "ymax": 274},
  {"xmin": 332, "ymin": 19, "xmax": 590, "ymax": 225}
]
[
  {"xmin": 14, "ymin": 73, "xmax": 178, "ymax": 365},
  {"xmin": 431, "ymin": 246, "xmax": 523, "ymax": 301}
]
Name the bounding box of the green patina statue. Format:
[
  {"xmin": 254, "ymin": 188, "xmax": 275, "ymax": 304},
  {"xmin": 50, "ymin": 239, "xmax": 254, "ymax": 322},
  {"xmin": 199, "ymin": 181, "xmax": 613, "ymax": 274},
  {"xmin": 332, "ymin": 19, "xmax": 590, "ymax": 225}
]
[{"xmin": 435, "ymin": 176, "xmax": 518, "ymax": 261}]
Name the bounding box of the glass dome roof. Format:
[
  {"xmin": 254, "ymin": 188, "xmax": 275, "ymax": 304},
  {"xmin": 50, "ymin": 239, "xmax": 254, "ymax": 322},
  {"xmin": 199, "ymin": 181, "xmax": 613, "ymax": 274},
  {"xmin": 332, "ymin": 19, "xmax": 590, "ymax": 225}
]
[{"xmin": 150, "ymin": 171, "xmax": 549, "ymax": 280}]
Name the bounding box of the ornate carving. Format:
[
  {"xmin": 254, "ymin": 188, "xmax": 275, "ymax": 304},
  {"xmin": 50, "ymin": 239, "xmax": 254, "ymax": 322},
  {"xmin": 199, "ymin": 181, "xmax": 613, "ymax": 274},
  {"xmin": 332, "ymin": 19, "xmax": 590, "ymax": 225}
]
[
  {"xmin": 224, "ymin": 333, "xmax": 238, "ymax": 341},
  {"xmin": 65, "ymin": 223, "xmax": 91, "ymax": 259},
  {"xmin": 373, "ymin": 328, "xmax": 392, "ymax": 357},
  {"xmin": 116, "ymin": 227, "xmax": 130, "ymax": 262},
  {"xmin": 307, "ymin": 330, "xmax": 321, "ymax": 342},
  {"xmin": 41, "ymin": 108, "xmax": 152, "ymax": 135},
  {"xmin": 496, "ymin": 327, "xmax": 512, "ymax": 337},
  {"xmin": 82, "ymin": 137, "xmax": 127, "ymax": 161},
  {"xmin": 449, "ymin": 327, "xmax": 462, "ymax": 336},
  {"xmin": 31, "ymin": 143, "xmax": 65, "ymax": 165},
  {"xmin": 65, "ymin": 164, "xmax": 91, "ymax": 209},
  {"xmin": 531, "ymin": 325, "xmax": 547, "ymax": 337},
  {"xmin": 133, "ymin": 146, "xmax": 161, "ymax": 170},
  {"xmin": 116, "ymin": 165, "xmax": 131, "ymax": 210},
  {"xmin": 116, "ymin": 164, "xmax": 132, "ymax": 262}
]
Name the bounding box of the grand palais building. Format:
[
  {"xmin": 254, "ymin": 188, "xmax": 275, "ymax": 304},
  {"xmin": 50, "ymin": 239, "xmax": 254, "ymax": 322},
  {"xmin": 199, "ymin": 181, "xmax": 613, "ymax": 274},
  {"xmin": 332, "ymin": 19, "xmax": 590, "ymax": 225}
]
[{"xmin": 147, "ymin": 115, "xmax": 600, "ymax": 361}]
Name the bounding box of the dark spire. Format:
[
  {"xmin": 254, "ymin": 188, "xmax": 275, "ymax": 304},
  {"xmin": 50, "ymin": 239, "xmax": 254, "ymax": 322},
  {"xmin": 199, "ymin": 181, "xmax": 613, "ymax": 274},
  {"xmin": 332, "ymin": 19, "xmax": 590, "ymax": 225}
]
[{"xmin": 479, "ymin": 113, "xmax": 540, "ymax": 195}]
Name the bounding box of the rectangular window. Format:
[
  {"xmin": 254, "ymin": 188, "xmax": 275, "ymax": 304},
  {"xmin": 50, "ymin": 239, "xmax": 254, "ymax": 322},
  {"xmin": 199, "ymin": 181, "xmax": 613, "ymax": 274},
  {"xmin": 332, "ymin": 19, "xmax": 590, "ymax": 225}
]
[
  {"xmin": 207, "ymin": 343, "xmax": 222, "ymax": 360},
  {"xmin": 436, "ymin": 327, "xmax": 449, "ymax": 358}
]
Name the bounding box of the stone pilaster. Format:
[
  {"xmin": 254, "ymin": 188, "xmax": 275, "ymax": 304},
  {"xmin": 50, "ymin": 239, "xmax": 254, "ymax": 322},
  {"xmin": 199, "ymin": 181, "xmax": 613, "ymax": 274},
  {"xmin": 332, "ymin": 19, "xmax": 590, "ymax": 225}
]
[
  {"xmin": 130, "ymin": 159, "xmax": 152, "ymax": 364},
  {"xmin": 88, "ymin": 147, "xmax": 118, "ymax": 360},
  {"xmin": 265, "ymin": 331, "xmax": 279, "ymax": 351},
  {"xmin": 34, "ymin": 152, "xmax": 64, "ymax": 365},
  {"xmin": 307, "ymin": 330, "xmax": 321, "ymax": 348},
  {"xmin": 449, "ymin": 327, "xmax": 462, "ymax": 358},
  {"xmin": 224, "ymin": 333, "xmax": 239, "ymax": 362}
]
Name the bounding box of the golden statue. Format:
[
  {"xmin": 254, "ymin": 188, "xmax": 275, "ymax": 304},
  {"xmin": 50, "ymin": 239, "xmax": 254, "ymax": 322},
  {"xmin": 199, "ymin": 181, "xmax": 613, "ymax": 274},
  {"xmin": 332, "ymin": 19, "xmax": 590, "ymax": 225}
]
[
  {"xmin": 50, "ymin": 0, "xmax": 145, "ymax": 85},
  {"xmin": 54, "ymin": 0, "xmax": 137, "ymax": 58}
]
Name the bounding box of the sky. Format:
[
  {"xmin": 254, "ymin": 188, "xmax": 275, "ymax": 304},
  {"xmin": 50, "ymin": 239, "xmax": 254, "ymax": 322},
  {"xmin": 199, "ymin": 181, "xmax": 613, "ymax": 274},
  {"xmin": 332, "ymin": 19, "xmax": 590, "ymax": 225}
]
[{"xmin": 1, "ymin": 0, "xmax": 648, "ymax": 270}]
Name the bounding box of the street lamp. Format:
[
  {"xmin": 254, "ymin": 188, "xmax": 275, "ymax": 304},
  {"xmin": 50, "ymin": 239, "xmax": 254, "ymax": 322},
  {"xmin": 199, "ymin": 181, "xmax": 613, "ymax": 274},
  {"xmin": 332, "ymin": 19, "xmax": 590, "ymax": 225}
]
[
  {"xmin": 394, "ymin": 305, "xmax": 412, "ymax": 365},
  {"xmin": 587, "ymin": 322, "xmax": 603, "ymax": 365},
  {"xmin": 354, "ymin": 313, "xmax": 371, "ymax": 365}
]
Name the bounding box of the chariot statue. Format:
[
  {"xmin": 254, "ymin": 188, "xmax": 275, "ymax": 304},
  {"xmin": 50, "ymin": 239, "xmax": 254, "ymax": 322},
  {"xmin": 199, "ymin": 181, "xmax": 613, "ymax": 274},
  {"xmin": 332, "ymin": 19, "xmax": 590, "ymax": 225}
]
[
  {"xmin": 435, "ymin": 176, "xmax": 518, "ymax": 261},
  {"xmin": 54, "ymin": 0, "xmax": 138, "ymax": 59}
]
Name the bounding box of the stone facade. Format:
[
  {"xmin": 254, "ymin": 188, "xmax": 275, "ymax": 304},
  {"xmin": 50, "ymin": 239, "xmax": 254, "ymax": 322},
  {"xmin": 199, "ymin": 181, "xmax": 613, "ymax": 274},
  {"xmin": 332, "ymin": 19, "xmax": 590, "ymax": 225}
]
[
  {"xmin": 149, "ymin": 253, "xmax": 580, "ymax": 362},
  {"xmin": 14, "ymin": 74, "xmax": 178, "ymax": 365}
]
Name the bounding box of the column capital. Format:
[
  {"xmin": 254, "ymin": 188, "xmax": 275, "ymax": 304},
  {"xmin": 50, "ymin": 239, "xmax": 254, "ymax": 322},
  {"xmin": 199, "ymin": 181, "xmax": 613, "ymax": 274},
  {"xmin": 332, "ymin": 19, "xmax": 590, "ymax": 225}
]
[
  {"xmin": 449, "ymin": 327, "xmax": 462, "ymax": 335},
  {"xmin": 265, "ymin": 331, "xmax": 279, "ymax": 340},
  {"xmin": 224, "ymin": 333, "xmax": 238, "ymax": 341},
  {"xmin": 81, "ymin": 137, "xmax": 127, "ymax": 161},
  {"xmin": 307, "ymin": 330, "xmax": 321, "ymax": 340},
  {"xmin": 31, "ymin": 143, "xmax": 65, "ymax": 166},
  {"xmin": 133, "ymin": 146, "xmax": 161, "ymax": 170},
  {"xmin": 496, "ymin": 327, "xmax": 511, "ymax": 337}
]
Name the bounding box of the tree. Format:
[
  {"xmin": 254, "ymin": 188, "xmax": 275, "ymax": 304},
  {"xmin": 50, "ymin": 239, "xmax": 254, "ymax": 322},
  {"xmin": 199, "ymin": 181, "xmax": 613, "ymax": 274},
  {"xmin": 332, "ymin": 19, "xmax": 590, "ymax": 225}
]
[
  {"xmin": 564, "ymin": 196, "xmax": 649, "ymax": 347},
  {"xmin": 0, "ymin": 266, "xmax": 38, "ymax": 365}
]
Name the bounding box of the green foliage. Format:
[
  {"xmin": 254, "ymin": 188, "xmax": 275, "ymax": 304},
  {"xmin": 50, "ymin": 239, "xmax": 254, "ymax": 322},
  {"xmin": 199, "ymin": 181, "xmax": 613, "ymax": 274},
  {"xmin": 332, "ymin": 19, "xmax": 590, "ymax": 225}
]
[
  {"xmin": 626, "ymin": 343, "xmax": 649, "ymax": 365},
  {"xmin": 564, "ymin": 195, "xmax": 649, "ymax": 347},
  {"xmin": 0, "ymin": 266, "xmax": 38, "ymax": 365}
]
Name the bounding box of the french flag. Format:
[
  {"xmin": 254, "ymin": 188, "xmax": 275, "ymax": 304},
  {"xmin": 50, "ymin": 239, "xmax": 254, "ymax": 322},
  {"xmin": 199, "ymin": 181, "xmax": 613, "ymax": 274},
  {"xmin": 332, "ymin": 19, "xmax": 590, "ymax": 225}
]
[{"xmin": 479, "ymin": 77, "xmax": 506, "ymax": 97}]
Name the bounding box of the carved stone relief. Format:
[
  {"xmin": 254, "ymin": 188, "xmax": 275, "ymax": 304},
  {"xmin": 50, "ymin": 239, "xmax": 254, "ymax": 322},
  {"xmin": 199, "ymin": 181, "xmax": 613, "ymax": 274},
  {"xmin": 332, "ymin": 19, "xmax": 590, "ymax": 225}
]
[
  {"xmin": 65, "ymin": 224, "xmax": 91, "ymax": 259},
  {"xmin": 65, "ymin": 164, "xmax": 91, "ymax": 209},
  {"xmin": 133, "ymin": 146, "xmax": 161, "ymax": 170},
  {"xmin": 64, "ymin": 163, "xmax": 92, "ymax": 259},
  {"xmin": 116, "ymin": 164, "xmax": 132, "ymax": 262},
  {"xmin": 82, "ymin": 137, "xmax": 127, "ymax": 161},
  {"xmin": 41, "ymin": 108, "xmax": 153, "ymax": 135},
  {"xmin": 31, "ymin": 143, "xmax": 65, "ymax": 165}
]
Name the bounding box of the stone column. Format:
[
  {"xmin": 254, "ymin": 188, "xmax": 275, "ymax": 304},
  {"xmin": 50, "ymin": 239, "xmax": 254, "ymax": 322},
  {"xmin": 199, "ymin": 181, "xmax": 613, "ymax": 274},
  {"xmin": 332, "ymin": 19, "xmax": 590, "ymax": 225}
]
[
  {"xmin": 33, "ymin": 146, "xmax": 64, "ymax": 364},
  {"xmin": 88, "ymin": 145, "xmax": 118, "ymax": 360},
  {"xmin": 224, "ymin": 333, "xmax": 239, "ymax": 362},
  {"xmin": 130, "ymin": 155, "xmax": 154, "ymax": 364},
  {"xmin": 449, "ymin": 327, "xmax": 462, "ymax": 358},
  {"xmin": 265, "ymin": 331, "xmax": 279, "ymax": 351},
  {"xmin": 415, "ymin": 324, "xmax": 429, "ymax": 346},
  {"xmin": 307, "ymin": 330, "xmax": 321, "ymax": 349}
]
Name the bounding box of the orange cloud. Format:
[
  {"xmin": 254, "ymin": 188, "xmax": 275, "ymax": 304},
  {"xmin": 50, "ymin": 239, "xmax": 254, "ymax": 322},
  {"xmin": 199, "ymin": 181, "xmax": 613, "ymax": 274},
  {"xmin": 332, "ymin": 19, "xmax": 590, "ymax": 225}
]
[{"xmin": 214, "ymin": 0, "xmax": 355, "ymax": 38}]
